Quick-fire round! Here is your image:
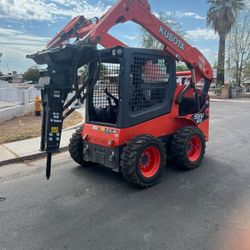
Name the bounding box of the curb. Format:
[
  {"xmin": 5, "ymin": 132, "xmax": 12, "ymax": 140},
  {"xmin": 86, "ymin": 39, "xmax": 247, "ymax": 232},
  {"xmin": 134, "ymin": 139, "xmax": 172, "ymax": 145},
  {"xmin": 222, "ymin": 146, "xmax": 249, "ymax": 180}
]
[
  {"xmin": 0, "ymin": 146, "xmax": 69, "ymax": 167},
  {"xmin": 63, "ymin": 123, "xmax": 82, "ymax": 132},
  {"xmin": 210, "ymin": 98, "xmax": 250, "ymax": 103}
]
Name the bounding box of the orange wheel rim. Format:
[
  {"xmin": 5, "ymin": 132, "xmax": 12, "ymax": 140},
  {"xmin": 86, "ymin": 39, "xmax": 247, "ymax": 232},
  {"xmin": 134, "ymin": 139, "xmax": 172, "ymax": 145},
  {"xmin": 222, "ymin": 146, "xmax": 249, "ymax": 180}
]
[
  {"xmin": 139, "ymin": 146, "xmax": 160, "ymax": 178},
  {"xmin": 187, "ymin": 135, "xmax": 202, "ymax": 162}
]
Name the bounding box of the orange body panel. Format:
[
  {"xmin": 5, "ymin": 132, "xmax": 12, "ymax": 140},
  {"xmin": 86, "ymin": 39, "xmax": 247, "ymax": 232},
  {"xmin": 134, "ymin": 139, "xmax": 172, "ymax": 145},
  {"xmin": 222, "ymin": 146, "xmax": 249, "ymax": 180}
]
[
  {"xmin": 82, "ymin": 114, "xmax": 200, "ymax": 148},
  {"xmin": 82, "ymin": 85, "xmax": 209, "ymax": 148}
]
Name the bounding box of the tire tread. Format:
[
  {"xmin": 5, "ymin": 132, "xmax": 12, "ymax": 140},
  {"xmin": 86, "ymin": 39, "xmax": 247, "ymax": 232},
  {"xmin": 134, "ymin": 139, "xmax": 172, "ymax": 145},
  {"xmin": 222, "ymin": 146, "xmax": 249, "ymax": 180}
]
[
  {"xmin": 120, "ymin": 135, "xmax": 166, "ymax": 188},
  {"xmin": 171, "ymin": 126, "xmax": 206, "ymax": 170}
]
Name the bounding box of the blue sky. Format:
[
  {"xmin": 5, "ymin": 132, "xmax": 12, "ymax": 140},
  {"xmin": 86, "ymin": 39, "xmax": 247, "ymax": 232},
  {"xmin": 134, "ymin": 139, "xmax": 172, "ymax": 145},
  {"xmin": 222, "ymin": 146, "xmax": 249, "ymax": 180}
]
[{"xmin": 0, "ymin": 0, "xmax": 226, "ymax": 73}]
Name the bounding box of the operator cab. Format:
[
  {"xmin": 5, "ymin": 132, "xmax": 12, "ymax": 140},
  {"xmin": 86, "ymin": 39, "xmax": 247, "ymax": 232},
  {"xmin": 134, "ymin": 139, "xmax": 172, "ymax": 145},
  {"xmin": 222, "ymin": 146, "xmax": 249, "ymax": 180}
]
[{"xmin": 86, "ymin": 47, "xmax": 176, "ymax": 128}]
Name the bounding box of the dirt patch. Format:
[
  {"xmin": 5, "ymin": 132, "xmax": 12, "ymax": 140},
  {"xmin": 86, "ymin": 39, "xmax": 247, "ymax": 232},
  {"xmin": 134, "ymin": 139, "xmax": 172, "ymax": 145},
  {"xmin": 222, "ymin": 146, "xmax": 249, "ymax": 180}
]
[{"xmin": 0, "ymin": 111, "xmax": 83, "ymax": 144}]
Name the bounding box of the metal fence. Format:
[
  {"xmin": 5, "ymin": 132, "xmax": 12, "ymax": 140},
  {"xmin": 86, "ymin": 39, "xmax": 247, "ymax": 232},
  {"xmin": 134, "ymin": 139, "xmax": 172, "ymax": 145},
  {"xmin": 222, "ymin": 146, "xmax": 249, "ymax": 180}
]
[
  {"xmin": 209, "ymin": 86, "xmax": 221, "ymax": 96},
  {"xmin": 0, "ymin": 80, "xmax": 23, "ymax": 104},
  {"xmin": 27, "ymin": 86, "xmax": 40, "ymax": 102},
  {"xmin": 209, "ymin": 85, "xmax": 250, "ymax": 98},
  {"xmin": 0, "ymin": 80, "xmax": 40, "ymax": 104},
  {"xmin": 232, "ymin": 86, "xmax": 250, "ymax": 97}
]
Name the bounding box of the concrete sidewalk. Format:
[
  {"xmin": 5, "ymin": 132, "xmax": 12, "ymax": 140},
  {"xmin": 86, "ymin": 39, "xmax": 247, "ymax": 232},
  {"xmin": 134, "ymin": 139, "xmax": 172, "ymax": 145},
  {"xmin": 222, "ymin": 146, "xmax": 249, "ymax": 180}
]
[
  {"xmin": 0, "ymin": 108, "xmax": 85, "ymax": 166},
  {"xmin": 0, "ymin": 127, "xmax": 81, "ymax": 166}
]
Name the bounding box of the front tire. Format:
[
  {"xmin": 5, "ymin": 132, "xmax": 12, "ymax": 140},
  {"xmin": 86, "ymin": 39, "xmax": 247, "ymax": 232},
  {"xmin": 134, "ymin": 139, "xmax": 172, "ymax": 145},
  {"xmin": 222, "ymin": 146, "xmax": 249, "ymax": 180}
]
[
  {"xmin": 120, "ymin": 135, "xmax": 166, "ymax": 188},
  {"xmin": 171, "ymin": 126, "xmax": 206, "ymax": 170},
  {"xmin": 69, "ymin": 128, "xmax": 90, "ymax": 166}
]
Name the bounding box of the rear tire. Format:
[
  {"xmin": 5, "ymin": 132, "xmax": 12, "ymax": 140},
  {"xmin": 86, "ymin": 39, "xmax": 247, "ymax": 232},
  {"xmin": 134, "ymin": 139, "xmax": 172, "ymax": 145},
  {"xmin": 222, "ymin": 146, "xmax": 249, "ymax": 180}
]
[
  {"xmin": 120, "ymin": 135, "xmax": 166, "ymax": 188},
  {"xmin": 171, "ymin": 126, "xmax": 205, "ymax": 170},
  {"xmin": 69, "ymin": 128, "xmax": 90, "ymax": 166}
]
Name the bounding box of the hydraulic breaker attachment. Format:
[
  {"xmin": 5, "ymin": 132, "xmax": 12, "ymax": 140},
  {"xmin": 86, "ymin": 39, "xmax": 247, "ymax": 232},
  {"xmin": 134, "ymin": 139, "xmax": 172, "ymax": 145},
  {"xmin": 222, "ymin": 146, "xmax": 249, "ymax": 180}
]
[{"xmin": 27, "ymin": 44, "xmax": 99, "ymax": 179}]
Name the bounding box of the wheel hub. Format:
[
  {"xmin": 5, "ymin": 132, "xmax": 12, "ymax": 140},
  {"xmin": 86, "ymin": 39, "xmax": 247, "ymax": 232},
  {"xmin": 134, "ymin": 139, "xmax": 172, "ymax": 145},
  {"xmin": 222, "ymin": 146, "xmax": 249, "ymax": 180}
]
[
  {"xmin": 139, "ymin": 146, "xmax": 160, "ymax": 178},
  {"xmin": 187, "ymin": 135, "xmax": 202, "ymax": 162}
]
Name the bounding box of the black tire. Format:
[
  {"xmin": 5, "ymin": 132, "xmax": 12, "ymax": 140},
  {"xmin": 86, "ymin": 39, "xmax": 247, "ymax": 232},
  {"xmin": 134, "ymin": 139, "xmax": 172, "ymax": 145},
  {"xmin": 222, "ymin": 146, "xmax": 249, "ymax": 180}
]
[
  {"xmin": 171, "ymin": 126, "xmax": 206, "ymax": 170},
  {"xmin": 120, "ymin": 135, "xmax": 167, "ymax": 188},
  {"xmin": 69, "ymin": 128, "xmax": 90, "ymax": 166}
]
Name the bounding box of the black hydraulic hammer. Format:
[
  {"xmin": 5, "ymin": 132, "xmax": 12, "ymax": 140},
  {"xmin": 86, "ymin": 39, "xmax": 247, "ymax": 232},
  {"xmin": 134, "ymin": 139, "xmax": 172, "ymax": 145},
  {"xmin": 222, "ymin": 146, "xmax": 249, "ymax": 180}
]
[{"xmin": 27, "ymin": 44, "xmax": 99, "ymax": 179}]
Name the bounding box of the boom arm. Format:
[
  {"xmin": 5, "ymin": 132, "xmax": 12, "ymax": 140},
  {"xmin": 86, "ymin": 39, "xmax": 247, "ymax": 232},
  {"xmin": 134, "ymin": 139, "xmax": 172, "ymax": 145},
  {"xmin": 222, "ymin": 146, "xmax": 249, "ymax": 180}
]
[{"xmin": 47, "ymin": 0, "xmax": 213, "ymax": 82}]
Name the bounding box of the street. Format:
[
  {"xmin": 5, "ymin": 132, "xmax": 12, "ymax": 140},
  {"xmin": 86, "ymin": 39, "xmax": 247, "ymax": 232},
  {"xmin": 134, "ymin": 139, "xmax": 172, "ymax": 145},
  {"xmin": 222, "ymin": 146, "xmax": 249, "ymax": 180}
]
[{"xmin": 1, "ymin": 101, "xmax": 250, "ymax": 250}]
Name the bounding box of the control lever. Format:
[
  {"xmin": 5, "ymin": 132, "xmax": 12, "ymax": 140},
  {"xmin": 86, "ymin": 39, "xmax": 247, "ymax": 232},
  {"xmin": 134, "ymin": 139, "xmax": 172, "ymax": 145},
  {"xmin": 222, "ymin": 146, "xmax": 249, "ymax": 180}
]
[{"xmin": 104, "ymin": 88, "xmax": 119, "ymax": 106}]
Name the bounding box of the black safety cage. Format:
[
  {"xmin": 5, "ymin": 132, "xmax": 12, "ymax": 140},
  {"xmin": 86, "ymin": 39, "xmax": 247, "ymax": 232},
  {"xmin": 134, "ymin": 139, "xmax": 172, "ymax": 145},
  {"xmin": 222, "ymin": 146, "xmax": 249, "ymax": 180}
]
[{"xmin": 86, "ymin": 47, "xmax": 176, "ymax": 128}]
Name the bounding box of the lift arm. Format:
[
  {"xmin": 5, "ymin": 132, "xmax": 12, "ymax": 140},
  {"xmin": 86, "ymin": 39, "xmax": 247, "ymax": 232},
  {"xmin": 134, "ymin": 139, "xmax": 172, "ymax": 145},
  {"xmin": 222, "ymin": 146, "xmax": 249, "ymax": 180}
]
[
  {"xmin": 46, "ymin": 15, "xmax": 127, "ymax": 49},
  {"xmin": 46, "ymin": 0, "xmax": 213, "ymax": 82}
]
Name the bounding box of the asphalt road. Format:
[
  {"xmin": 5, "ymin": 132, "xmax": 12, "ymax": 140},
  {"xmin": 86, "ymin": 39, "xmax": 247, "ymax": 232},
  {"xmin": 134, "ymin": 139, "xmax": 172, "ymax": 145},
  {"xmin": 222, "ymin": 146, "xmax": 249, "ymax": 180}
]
[{"xmin": 1, "ymin": 102, "xmax": 250, "ymax": 250}]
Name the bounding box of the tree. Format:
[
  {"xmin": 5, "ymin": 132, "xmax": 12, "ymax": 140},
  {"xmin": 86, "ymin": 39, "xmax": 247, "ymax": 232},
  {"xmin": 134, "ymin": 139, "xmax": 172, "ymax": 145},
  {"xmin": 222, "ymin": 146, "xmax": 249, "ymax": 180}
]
[
  {"xmin": 207, "ymin": 0, "xmax": 245, "ymax": 86},
  {"xmin": 23, "ymin": 67, "xmax": 40, "ymax": 83},
  {"xmin": 213, "ymin": 61, "xmax": 218, "ymax": 69},
  {"xmin": 176, "ymin": 63, "xmax": 189, "ymax": 72},
  {"xmin": 140, "ymin": 12, "xmax": 186, "ymax": 49},
  {"xmin": 0, "ymin": 71, "xmax": 3, "ymax": 77},
  {"xmin": 242, "ymin": 61, "xmax": 250, "ymax": 82},
  {"xmin": 227, "ymin": 13, "xmax": 250, "ymax": 86}
]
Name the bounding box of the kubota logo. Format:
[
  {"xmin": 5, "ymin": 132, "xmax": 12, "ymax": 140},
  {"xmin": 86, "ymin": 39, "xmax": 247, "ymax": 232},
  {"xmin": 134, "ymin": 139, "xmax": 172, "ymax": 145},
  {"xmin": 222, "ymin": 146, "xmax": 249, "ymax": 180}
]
[{"xmin": 159, "ymin": 26, "xmax": 185, "ymax": 51}]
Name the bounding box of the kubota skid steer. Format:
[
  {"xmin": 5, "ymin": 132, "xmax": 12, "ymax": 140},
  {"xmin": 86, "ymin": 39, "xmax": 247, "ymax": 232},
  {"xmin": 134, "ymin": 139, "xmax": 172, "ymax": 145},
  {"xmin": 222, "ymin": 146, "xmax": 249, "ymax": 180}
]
[{"xmin": 28, "ymin": 0, "xmax": 213, "ymax": 188}]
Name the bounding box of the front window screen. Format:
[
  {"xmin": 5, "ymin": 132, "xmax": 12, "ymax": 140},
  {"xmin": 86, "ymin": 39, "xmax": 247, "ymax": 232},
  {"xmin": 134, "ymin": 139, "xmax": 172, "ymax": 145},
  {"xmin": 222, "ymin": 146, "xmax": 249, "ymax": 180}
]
[
  {"xmin": 93, "ymin": 62, "xmax": 120, "ymax": 108},
  {"xmin": 129, "ymin": 56, "xmax": 170, "ymax": 113}
]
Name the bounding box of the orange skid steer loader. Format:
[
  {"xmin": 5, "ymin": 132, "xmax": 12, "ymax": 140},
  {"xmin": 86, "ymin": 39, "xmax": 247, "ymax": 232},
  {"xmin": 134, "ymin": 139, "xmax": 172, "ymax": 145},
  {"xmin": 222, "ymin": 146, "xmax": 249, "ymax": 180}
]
[{"xmin": 28, "ymin": 0, "xmax": 213, "ymax": 188}]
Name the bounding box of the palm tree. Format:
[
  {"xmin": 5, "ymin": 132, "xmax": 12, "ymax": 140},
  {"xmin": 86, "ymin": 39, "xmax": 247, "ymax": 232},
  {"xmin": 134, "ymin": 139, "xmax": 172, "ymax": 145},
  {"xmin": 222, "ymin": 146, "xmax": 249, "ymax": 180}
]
[{"xmin": 207, "ymin": 0, "xmax": 245, "ymax": 86}]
